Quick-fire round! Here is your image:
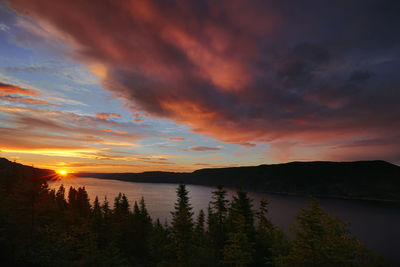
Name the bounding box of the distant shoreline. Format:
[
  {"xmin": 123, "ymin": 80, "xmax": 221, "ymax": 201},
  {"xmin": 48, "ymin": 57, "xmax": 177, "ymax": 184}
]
[{"xmin": 73, "ymin": 174, "xmax": 400, "ymax": 204}]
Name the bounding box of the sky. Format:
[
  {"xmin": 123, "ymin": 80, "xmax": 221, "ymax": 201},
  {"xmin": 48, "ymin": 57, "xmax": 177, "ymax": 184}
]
[{"xmin": 0, "ymin": 0, "xmax": 399, "ymax": 172}]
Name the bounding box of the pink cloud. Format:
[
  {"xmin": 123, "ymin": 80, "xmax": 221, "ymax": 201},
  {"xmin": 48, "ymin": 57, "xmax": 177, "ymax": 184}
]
[
  {"xmin": 8, "ymin": 0, "xmax": 400, "ymax": 164},
  {"xmin": 189, "ymin": 146, "xmax": 221, "ymax": 152},
  {"xmin": 95, "ymin": 112, "xmax": 121, "ymax": 120}
]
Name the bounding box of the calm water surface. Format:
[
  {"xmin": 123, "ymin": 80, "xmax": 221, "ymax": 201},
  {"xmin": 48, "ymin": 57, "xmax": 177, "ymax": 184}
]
[{"xmin": 49, "ymin": 177, "xmax": 400, "ymax": 261}]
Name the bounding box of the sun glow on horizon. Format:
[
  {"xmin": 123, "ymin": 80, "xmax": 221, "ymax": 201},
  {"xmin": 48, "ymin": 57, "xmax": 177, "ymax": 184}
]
[{"xmin": 58, "ymin": 170, "xmax": 68, "ymax": 176}]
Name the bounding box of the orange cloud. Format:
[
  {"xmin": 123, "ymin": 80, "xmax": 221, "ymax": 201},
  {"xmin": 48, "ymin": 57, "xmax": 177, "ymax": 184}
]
[
  {"xmin": 168, "ymin": 137, "xmax": 185, "ymax": 141},
  {"xmin": 0, "ymin": 82, "xmax": 38, "ymax": 96},
  {"xmin": 0, "ymin": 106, "xmax": 143, "ymax": 161},
  {"xmin": 0, "ymin": 94, "xmax": 49, "ymax": 105},
  {"xmin": 95, "ymin": 112, "xmax": 121, "ymax": 120},
  {"xmin": 8, "ymin": 0, "xmax": 400, "ymax": 164}
]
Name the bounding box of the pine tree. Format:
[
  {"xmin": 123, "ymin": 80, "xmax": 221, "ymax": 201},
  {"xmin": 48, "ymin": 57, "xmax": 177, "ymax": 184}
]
[
  {"xmin": 113, "ymin": 193, "xmax": 129, "ymax": 219},
  {"xmin": 150, "ymin": 218, "xmax": 174, "ymax": 266},
  {"xmin": 132, "ymin": 197, "xmax": 153, "ymax": 265},
  {"xmin": 171, "ymin": 183, "xmax": 194, "ymax": 266},
  {"xmin": 68, "ymin": 187, "xmax": 77, "ymax": 211},
  {"xmin": 76, "ymin": 187, "xmax": 91, "ymax": 217},
  {"xmin": 253, "ymin": 199, "xmax": 290, "ymax": 266},
  {"xmin": 209, "ymin": 184, "xmax": 229, "ymax": 263},
  {"xmin": 91, "ymin": 196, "xmax": 103, "ymax": 236},
  {"xmin": 55, "ymin": 184, "xmax": 67, "ymax": 211},
  {"xmin": 211, "ymin": 185, "xmax": 229, "ymax": 225},
  {"xmin": 256, "ymin": 199, "xmax": 273, "ymax": 229},
  {"xmin": 222, "ymin": 215, "xmax": 253, "ymax": 267},
  {"xmin": 195, "ymin": 209, "xmax": 205, "ymax": 244},
  {"xmin": 102, "ymin": 196, "xmax": 111, "ymax": 219},
  {"xmin": 281, "ymin": 198, "xmax": 383, "ymax": 267},
  {"xmin": 227, "ymin": 189, "xmax": 255, "ymax": 239},
  {"xmin": 133, "ymin": 200, "xmax": 140, "ymax": 217},
  {"xmin": 139, "ymin": 196, "xmax": 151, "ymax": 223}
]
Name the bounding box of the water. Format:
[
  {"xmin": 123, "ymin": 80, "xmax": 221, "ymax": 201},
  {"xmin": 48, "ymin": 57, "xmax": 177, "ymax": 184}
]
[{"xmin": 49, "ymin": 177, "xmax": 400, "ymax": 261}]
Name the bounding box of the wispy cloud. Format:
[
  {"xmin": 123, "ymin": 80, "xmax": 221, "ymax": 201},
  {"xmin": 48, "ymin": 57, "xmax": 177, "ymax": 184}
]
[
  {"xmin": 168, "ymin": 137, "xmax": 185, "ymax": 141},
  {"xmin": 0, "ymin": 94, "xmax": 48, "ymax": 104},
  {"xmin": 0, "ymin": 23, "xmax": 9, "ymax": 32},
  {"xmin": 95, "ymin": 112, "xmax": 121, "ymax": 120},
  {"xmin": 0, "ymin": 81, "xmax": 38, "ymax": 96},
  {"xmin": 43, "ymin": 96, "xmax": 87, "ymax": 106},
  {"xmin": 189, "ymin": 146, "xmax": 221, "ymax": 152}
]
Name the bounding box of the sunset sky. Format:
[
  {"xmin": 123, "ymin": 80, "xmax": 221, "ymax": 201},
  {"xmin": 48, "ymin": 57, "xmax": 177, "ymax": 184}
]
[{"xmin": 0, "ymin": 0, "xmax": 399, "ymax": 172}]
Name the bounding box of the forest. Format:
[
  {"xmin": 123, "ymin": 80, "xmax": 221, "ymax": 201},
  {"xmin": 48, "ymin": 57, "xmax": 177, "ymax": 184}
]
[{"xmin": 0, "ymin": 159, "xmax": 389, "ymax": 267}]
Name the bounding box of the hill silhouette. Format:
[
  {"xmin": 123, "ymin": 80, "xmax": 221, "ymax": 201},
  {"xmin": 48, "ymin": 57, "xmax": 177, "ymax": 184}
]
[
  {"xmin": 76, "ymin": 160, "xmax": 400, "ymax": 202},
  {"xmin": 1, "ymin": 157, "xmax": 398, "ymax": 201},
  {"xmin": 0, "ymin": 157, "xmax": 56, "ymax": 182}
]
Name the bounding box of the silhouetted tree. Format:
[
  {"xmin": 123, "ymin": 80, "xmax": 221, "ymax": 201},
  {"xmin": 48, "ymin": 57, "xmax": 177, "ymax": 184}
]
[
  {"xmin": 223, "ymin": 215, "xmax": 253, "ymax": 267},
  {"xmin": 209, "ymin": 184, "xmax": 229, "ymax": 264},
  {"xmin": 280, "ymin": 198, "xmax": 383, "ymax": 267},
  {"xmin": 171, "ymin": 183, "xmax": 194, "ymax": 266}
]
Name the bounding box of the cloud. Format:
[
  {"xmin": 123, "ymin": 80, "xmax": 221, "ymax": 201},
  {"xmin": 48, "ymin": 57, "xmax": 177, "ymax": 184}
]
[
  {"xmin": 0, "ymin": 81, "xmax": 38, "ymax": 96},
  {"xmin": 95, "ymin": 112, "xmax": 121, "ymax": 120},
  {"xmin": 192, "ymin": 163, "xmax": 211, "ymax": 166},
  {"xmin": 7, "ymin": 0, "xmax": 400, "ymax": 163},
  {"xmin": 42, "ymin": 96, "xmax": 86, "ymax": 106},
  {"xmin": 6, "ymin": 66, "xmax": 45, "ymax": 73},
  {"xmin": 168, "ymin": 137, "xmax": 185, "ymax": 141},
  {"xmin": 0, "ymin": 105, "xmax": 144, "ymax": 160},
  {"xmin": 132, "ymin": 113, "xmax": 145, "ymax": 122},
  {"xmin": 189, "ymin": 146, "xmax": 221, "ymax": 152},
  {"xmin": 236, "ymin": 142, "xmax": 256, "ymax": 148},
  {"xmin": 0, "ymin": 23, "xmax": 9, "ymax": 32},
  {"xmin": 0, "ymin": 94, "xmax": 49, "ymax": 104}
]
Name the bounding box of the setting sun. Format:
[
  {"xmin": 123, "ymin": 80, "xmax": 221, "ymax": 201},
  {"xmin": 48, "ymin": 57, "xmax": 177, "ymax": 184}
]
[{"xmin": 58, "ymin": 170, "xmax": 67, "ymax": 176}]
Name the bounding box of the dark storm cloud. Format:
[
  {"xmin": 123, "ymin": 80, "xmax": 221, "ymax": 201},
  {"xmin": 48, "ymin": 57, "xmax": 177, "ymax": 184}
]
[{"xmin": 6, "ymin": 0, "xmax": 400, "ymax": 163}]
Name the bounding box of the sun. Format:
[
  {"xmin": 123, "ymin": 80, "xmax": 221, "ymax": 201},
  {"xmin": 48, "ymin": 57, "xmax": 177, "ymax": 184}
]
[{"xmin": 58, "ymin": 170, "xmax": 68, "ymax": 176}]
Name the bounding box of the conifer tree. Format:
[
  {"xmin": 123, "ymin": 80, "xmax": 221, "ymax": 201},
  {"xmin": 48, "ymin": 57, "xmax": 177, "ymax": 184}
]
[
  {"xmin": 211, "ymin": 185, "xmax": 229, "ymax": 225},
  {"xmin": 253, "ymin": 199, "xmax": 289, "ymax": 266},
  {"xmin": 102, "ymin": 196, "xmax": 111, "ymax": 219},
  {"xmin": 222, "ymin": 215, "xmax": 253, "ymax": 267},
  {"xmin": 171, "ymin": 183, "xmax": 194, "ymax": 266},
  {"xmin": 227, "ymin": 189, "xmax": 255, "ymax": 239},
  {"xmin": 55, "ymin": 184, "xmax": 67, "ymax": 211},
  {"xmin": 92, "ymin": 196, "xmax": 101, "ymax": 219},
  {"xmin": 139, "ymin": 197, "xmax": 151, "ymax": 222},
  {"xmin": 281, "ymin": 198, "xmax": 382, "ymax": 267},
  {"xmin": 76, "ymin": 187, "xmax": 91, "ymax": 217},
  {"xmin": 195, "ymin": 209, "xmax": 205, "ymax": 244},
  {"xmin": 68, "ymin": 187, "xmax": 77, "ymax": 211},
  {"xmin": 133, "ymin": 200, "xmax": 140, "ymax": 217},
  {"xmin": 209, "ymin": 184, "xmax": 229, "ymax": 263}
]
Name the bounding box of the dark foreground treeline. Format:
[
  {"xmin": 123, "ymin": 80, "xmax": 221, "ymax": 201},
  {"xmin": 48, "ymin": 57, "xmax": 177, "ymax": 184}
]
[{"xmin": 0, "ymin": 165, "xmax": 390, "ymax": 266}]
